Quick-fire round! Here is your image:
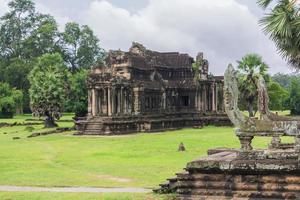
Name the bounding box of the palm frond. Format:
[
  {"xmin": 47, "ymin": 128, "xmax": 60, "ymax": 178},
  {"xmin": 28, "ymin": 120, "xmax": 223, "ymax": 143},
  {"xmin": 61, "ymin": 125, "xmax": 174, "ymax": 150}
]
[{"xmin": 257, "ymin": 0, "xmax": 274, "ymax": 9}]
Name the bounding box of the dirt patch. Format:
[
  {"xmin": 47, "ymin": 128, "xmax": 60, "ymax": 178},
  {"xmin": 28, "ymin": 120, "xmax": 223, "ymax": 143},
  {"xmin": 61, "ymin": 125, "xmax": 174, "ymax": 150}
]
[
  {"xmin": 0, "ymin": 185, "xmax": 150, "ymax": 193},
  {"xmin": 94, "ymin": 175, "xmax": 132, "ymax": 183}
]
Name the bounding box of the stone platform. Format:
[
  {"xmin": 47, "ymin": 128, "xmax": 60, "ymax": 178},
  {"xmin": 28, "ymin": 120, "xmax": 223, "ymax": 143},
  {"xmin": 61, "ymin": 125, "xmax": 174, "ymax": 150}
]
[
  {"xmin": 155, "ymin": 148, "xmax": 300, "ymax": 200},
  {"xmin": 75, "ymin": 113, "xmax": 231, "ymax": 135}
]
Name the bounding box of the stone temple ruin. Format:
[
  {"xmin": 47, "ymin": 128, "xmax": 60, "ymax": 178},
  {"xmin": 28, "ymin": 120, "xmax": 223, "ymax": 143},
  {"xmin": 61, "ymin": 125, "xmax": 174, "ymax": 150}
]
[
  {"xmin": 75, "ymin": 43, "xmax": 230, "ymax": 135},
  {"xmin": 155, "ymin": 64, "xmax": 300, "ymax": 199}
]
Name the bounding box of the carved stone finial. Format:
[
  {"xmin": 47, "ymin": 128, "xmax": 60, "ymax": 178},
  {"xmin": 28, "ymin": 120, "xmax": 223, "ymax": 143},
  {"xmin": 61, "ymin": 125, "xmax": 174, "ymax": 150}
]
[
  {"xmin": 129, "ymin": 42, "xmax": 147, "ymax": 56},
  {"xmin": 223, "ymin": 64, "xmax": 247, "ymax": 128}
]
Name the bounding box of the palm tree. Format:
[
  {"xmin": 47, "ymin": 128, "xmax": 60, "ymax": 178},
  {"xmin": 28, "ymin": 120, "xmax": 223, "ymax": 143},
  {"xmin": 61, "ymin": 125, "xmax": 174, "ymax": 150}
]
[
  {"xmin": 258, "ymin": 0, "xmax": 300, "ymax": 68},
  {"xmin": 237, "ymin": 54, "xmax": 269, "ymax": 117}
]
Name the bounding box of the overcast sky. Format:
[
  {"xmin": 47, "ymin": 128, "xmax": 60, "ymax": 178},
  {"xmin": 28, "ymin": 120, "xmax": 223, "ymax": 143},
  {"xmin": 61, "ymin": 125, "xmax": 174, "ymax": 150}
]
[{"xmin": 0, "ymin": 0, "xmax": 294, "ymax": 75}]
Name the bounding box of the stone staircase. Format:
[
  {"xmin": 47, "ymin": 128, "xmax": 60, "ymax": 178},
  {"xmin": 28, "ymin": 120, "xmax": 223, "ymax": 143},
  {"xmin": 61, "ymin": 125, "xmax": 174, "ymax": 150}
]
[
  {"xmin": 156, "ymin": 171, "xmax": 300, "ymax": 200},
  {"xmin": 83, "ymin": 118, "xmax": 105, "ymax": 135},
  {"xmin": 155, "ymin": 150, "xmax": 300, "ymax": 200}
]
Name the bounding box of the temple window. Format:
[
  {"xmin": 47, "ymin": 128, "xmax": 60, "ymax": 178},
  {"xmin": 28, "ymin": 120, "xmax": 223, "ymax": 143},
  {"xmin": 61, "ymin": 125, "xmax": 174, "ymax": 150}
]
[
  {"xmin": 145, "ymin": 97, "xmax": 150, "ymax": 109},
  {"xmin": 181, "ymin": 96, "xmax": 189, "ymax": 107}
]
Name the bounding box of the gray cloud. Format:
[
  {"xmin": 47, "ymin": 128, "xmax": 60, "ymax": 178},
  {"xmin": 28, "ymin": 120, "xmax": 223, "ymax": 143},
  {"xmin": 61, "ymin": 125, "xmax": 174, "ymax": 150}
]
[
  {"xmin": 0, "ymin": 0, "xmax": 9, "ymax": 16},
  {"xmin": 0, "ymin": 0, "xmax": 291, "ymax": 75},
  {"xmin": 80, "ymin": 0, "xmax": 288, "ymax": 75}
]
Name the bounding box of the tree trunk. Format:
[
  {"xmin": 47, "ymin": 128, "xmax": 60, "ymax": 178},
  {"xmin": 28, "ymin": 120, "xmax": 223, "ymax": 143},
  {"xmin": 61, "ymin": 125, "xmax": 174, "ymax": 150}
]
[
  {"xmin": 44, "ymin": 115, "xmax": 58, "ymax": 128},
  {"xmin": 247, "ymin": 99, "xmax": 254, "ymax": 117}
]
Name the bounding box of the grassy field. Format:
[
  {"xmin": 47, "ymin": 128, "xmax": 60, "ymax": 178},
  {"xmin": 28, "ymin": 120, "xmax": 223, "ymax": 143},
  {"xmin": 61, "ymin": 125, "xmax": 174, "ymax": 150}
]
[
  {"xmin": 0, "ymin": 113, "xmax": 295, "ymax": 199},
  {"xmin": 0, "ymin": 192, "xmax": 174, "ymax": 200}
]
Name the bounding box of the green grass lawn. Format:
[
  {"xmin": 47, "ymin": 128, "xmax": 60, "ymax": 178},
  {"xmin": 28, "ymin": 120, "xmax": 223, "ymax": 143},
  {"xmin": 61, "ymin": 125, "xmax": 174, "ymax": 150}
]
[
  {"xmin": 0, "ymin": 192, "xmax": 174, "ymax": 200},
  {"xmin": 0, "ymin": 113, "xmax": 74, "ymax": 123},
  {"xmin": 0, "ymin": 113, "xmax": 295, "ymax": 199}
]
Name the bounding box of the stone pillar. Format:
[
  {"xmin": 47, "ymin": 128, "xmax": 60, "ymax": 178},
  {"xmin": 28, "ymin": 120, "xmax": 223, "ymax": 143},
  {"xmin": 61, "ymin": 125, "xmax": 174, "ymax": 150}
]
[
  {"xmin": 117, "ymin": 89, "xmax": 121, "ymax": 114},
  {"xmin": 197, "ymin": 88, "xmax": 202, "ymax": 111},
  {"xmin": 92, "ymin": 88, "xmax": 96, "ymax": 116},
  {"xmin": 98, "ymin": 89, "xmax": 103, "ymax": 115},
  {"xmin": 103, "ymin": 88, "xmax": 107, "ymax": 115},
  {"xmin": 124, "ymin": 89, "xmax": 129, "ymax": 114},
  {"xmin": 238, "ymin": 135, "xmax": 254, "ymax": 151},
  {"xmin": 203, "ymin": 86, "xmax": 207, "ymax": 112},
  {"xmin": 133, "ymin": 87, "xmax": 141, "ymax": 115},
  {"xmin": 195, "ymin": 91, "xmax": 198, "ymax": 111},
  {"xmin": 216, "ymin": 84, "xmax": 219, "ymax": 111},
  {"xmin": 163, "ymin": 91, "xmax": 166, "ymax": 110},
  {"xmin": 123, "ymin": 89, "xmax": 127, "ymax": 114},
  {"xmin": 120, "ymin": 87, "xmax": 124, "ymax": 115},
  {"xmin": 87, "ymin": 89, "xmax": 92, "ymax": 117},
  {"xmin": 212, "ymin": 83, "xmax": 216, "ymax": 112},
  {"xmin": 108, "ymin": 88, "xmax": 112, "ymax": 117},
  {"xmin": 128, "ymin": 89, "xmax": 132, "ymax": 114}
]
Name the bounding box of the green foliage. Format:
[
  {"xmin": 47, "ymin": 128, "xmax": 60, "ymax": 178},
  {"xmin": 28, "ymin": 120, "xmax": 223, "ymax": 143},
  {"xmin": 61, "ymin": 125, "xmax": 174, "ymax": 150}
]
[
  {"xmin": 64, "ymin": 69, "xmax": 88, "ymax": 117},
  {"xmin": 0, "ymin": 0, "xmax": 105, "ymax": 114},
  {"xmin": 0, "ymin": 0, "xmax": 35, "ymax": 59},
  {"xmin": 28, "ymin": 53, "xmax": 69, "ymax": 122},
  {"xmin": 60, "ymin": 22, "xmax": 105, "ymax": 72},
  {"xmin": 289, "ymin": 78, "xmax": 300, "ymax": 115},
  {"xmin": 267, "ymin": 80, "xmax": 289, "ymax": 110},
  {"xmin": 192, "ymin": 60, "xmax": 203, "ymax": 81},
  {"xmin": 0, "ymin": 82, "xmax": 23, "ymax": 118},
  {"xmin": 258, "ymin": 0, "xmax": 300, "ymax": 68},
  {"xmin": 272, "ymin": 72, "xmax": 295, "ymax": 89},
  {"xmin": 237, "ymin": 53, "xmax": 269, "ymax": 117},
  {"xmin": 0, "ymin": 0, "xmax": 60, "ymax": 112}
]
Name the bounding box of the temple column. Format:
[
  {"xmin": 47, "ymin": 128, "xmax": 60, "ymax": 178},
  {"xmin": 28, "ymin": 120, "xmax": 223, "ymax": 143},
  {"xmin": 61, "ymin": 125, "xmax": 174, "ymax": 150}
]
[
  {"xmin": 221, "ymin": 83, "xmax": 225, "ymax": 112},
  {"xmin": 103, "ymin": 88, "xmax": 107, "ymax": 115},
  {"xmin": 163, "ymin": 91, "xmax": 166, "ymax": 110},
  {"xmin": 128, "ymin": 90, "xmax": 132, "ymax": 114},
  {"xmin": 216, "ymin": 84, "xmax": 221, "ymax": 111},
  {"xmin": 212, "ymin": 83, "xmax": 216, "ymax": 112},
  {"xmin": 133, "ymin": 87, "xmax": 141, "ymax": 115},
  {"xmin": 123, "ymin": 89, "xmax": 126, "ymax": 114},
  {"xmin": 97, "ymin": 89, "xmax": 102, "ymax": 115},
  {"xmin": 195, "ymin": 91, "xmax": 198, "ymax": 111},
  {"xmin": 210, "ymin": 84, "xmax": 213, "ymax": 111},
  {"xmin": 92, "ymin": 88, "xmax": 96, "ymax": 116},
  {"xmin": 108, "ymin": 87, "xmax": 112, "ymax": 116},
  {"xmin": 87, "ymin": 89, "xmax": 92, "ymax": 117},
  {"xmin": 117, "ymin": 89, "xmax": 121, "ymax": 114},
  {"xmin": 120, "ymin": 87, "xmax": 124, "ymax": 115},
  {"xmin": 124, "ymin": 89, "xmax": 129, "ymax": 114},
  {"xmin": 203, "ymin": 86, "xmax": 207, "ymax": 112},
  {"xmin": 198, "ymin": 90, "xmax": 201, "ymax": 111}
]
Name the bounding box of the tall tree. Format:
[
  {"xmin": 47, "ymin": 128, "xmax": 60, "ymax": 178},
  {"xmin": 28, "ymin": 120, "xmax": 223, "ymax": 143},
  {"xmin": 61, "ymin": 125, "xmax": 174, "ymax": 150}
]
[
  {"xmin": 237, "ymin": 53, "xmax": 269, "ymax": 117},
  {"xmin": 29, "ymin": 53, "xmax": 69, "ymax": 127},
  {"xmin": 258, "ymin": 0, "xmax": 300, "ymax": 68},
  {"xmin": 0, "ymin": 0, "xmax": 59, "ymax": 59},
  {"xmin": 60, "ymin": 22, "xmax": 105, "ymax": 72},
  {"xmin": 0, "ymin": 0, "xmax": 35, "ymax": 59},
  {"xmin": 25, "ymin": 14, "xmax": 60, "ymax": 58},
  {"xmin": 0, "ymin": 0, "xmax": 60, "ymax": 112},
  {"xmin": 0, "ymin": 82, "xmax": 23, "ymax": 118}
]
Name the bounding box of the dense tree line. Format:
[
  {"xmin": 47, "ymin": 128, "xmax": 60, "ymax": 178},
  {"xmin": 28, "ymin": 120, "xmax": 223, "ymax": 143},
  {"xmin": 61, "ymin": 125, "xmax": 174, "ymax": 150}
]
[{"xmin": 0, "ymin": 0, "xmax": 104, "ymax": 123}]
